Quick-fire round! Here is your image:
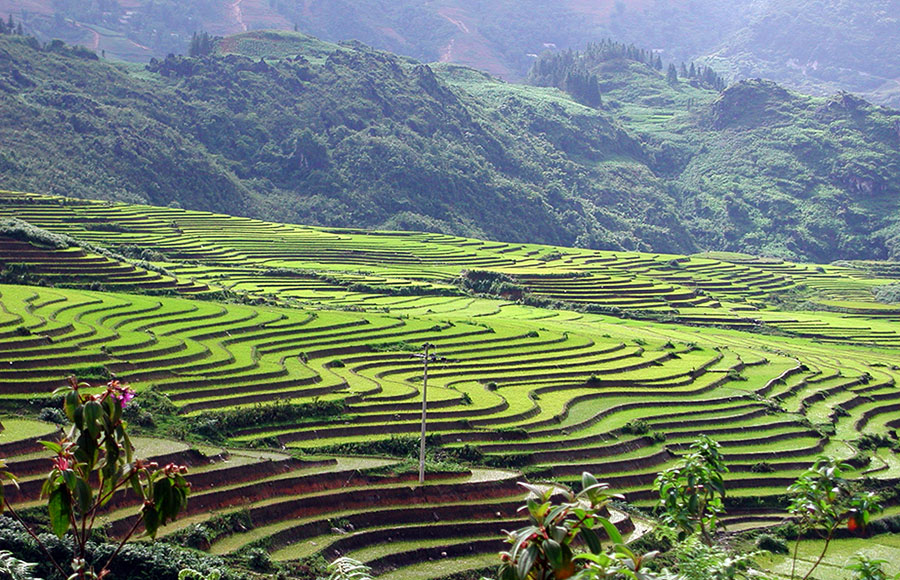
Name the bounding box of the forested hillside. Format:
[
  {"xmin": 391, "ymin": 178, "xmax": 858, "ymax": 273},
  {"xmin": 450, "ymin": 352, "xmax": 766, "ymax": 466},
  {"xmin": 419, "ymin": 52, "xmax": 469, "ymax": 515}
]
[
  {"xmin": 4, "ymin": 0, "xmax": 899, "ymax": 106},
  {"xmin": 1, "ymin": 31, "xmax": 899, "ymax": 261}
]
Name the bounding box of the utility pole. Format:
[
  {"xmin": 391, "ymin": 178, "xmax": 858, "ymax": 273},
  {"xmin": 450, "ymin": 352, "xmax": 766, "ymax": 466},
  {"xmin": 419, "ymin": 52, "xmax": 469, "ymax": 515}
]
[{"xmin": 412, "ymin": 343, "xmax": 449, "ymax": 485}]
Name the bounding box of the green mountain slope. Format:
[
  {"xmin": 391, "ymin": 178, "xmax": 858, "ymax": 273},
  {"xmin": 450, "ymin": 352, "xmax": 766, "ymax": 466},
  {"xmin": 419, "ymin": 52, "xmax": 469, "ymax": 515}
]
[
  {"xmin": 508, "ymin": 46, "xmax": 900, "ymax": 261},
  {"xmin": 676, "ymin": 83, "xmax": 900, "ymax": 259},
  {"xmin": 0, "ymin": 32, "xmax": 688, "ymax": 252},
  {"xmin": 1, "ymin": 32, "xmax": 899, "ymax": 262}
]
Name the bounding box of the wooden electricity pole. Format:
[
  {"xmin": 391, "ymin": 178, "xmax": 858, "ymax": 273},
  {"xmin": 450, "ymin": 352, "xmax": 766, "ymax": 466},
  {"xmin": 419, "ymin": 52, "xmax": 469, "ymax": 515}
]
[{"xmin": 412, "ymin": 342, "xmax": 450, "ymax": 485}]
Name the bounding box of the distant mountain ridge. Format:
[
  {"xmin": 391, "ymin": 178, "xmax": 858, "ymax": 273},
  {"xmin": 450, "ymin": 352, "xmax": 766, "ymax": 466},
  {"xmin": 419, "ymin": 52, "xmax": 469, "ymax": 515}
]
[
  {"xmin": 0, "ymin": 30, "xmax": 899, "ymax": 262},
  {"xmin": 3, "ymin": 0, "xmax": 899, "ymax": 106}
]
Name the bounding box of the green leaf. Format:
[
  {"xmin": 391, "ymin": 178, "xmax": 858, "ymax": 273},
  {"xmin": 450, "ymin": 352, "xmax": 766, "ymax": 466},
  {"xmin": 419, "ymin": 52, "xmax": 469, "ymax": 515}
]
[
  {"xmin": 581, "ymin": 526, "xmax": 603, "ymax": 555},
  {"xmin": 83, "ymin": 400, "xmax": 103, "ymax": 437},
  {"xmin": 598, "ymin": 517, "xmax": 624, "ymax": 545},
  {"xmin": 0, "ymin": 469, "xmax": 19, "ymax": 486},
  {"xmin": 518, "ymin": 482, "xmax": 546, "ymax": 498},
  {"xmin": 511, "ymin": 526, "xmax": 538, "ymax": 557},
  {"xmin": 527, "ymin": 496, "xmax": 549, "ymax": 520},
  {"xmin": 84, "ymin": 437, "xmax": 101, "ymax": 472},
  {"xmin": 154, "ymin": 478, "xmax": 172, "ymax": 511},
  {"xmin": 122, "ymin": 429, "xmax": 134, "ymax": 463},
  {"xmin": 48, "ymin": 487, "xmax": 72, "ymax": 538},
  {"xmin": 543, "ymin": 538, "xmax": 563, "ymax": 569},
  {"xmin": 64, "ymin": 391, "xmax": 79, "ymax": 422},
  {"xmin": 153, "ymin": 475, "xmax": 189, "ymax": 526},
  {"xmin": 499, "ymin": 565, "xmax": 518, "ymax": 580},
  {"xmin": 546, "ymin": 504, "xmax": 568, "ymax": 525},
  {"xmin": 142, "ymin": 503, "xmax": 160, "ymax": 538},
  {"xmin": 574, "ymin": 552, "xmax": 607, "ymax": 565},
  {"xmin": 517, "ymin": 544, "xmax": 537, "ymax": 580},
  {"xmin": 614, "ymin": 544, "xmax": 636, "ymax": 559},
  {"xmin": 104, "ymin": 395, "xmax": 120, "ymax": 424},
  {"xmin": 550, "ymin": 525, "xmax": 568, "ymax": 544},
  {"xmin": 62, "ymin": 469, "xmax": 78, "ymax": 492},
  {"xmin": 74, "ymin": 478, "xmax": 93, "ymax": 514},
  {"xmin": 102, "ymin": 438, "xmax": 120, "ymax": 489},
  {"xmin": 41, "ymin": 473, "xmax": 58, "ymax": 498},
  {"xmin": 40, "ymin": 440, "xmax": 63, "ymax": 454},
  {"xmin": 127, "ymin": 470, "xmax": 145, "ymax": 502}
]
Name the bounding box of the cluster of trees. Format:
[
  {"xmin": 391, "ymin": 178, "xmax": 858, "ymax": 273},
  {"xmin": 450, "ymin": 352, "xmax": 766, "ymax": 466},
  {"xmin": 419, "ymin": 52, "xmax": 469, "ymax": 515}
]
[
  {"xmin": 7, "ymin": 1, "xmax": 900, "ymax": 107},
  {"xmin": 15, "ymin": 0, "xmax": 222, "ymax": 58},
  {"xmin": 39, "ymin": 0, "xmax": 122, "ymax": 28},
  {"xmin": 0, "ymin": 14, "xmax": 24, "ymax": 36},
  {"xmin": 188, "ymin": 31, "xmax": 218, "ymax": 57},
  {"xmin": 580, "ymin": 39, "xmax": 664, "ymax": 70},
  {"xmin": 666, "ymin": 61, "xmax": 727, "ymax": 90},
  {"xmin": 527, "ymin": 49, "xmax": 602, "ymax": 107},
  {"xmin": 528, "ymin": 39, "xmax": 727, "ymax": 103}
]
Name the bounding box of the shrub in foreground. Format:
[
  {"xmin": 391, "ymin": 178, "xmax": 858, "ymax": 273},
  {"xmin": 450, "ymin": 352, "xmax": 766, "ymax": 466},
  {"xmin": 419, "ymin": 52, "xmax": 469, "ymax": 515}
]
[{"xmin": 0, "ymin": 378, "xmax": 190, "ymax": 580}]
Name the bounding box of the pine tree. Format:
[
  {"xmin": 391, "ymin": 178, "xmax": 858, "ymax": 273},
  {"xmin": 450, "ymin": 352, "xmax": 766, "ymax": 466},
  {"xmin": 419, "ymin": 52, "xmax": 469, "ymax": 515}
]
[
  {"xmin": 564, "ymin": 70, "xmax": 579, "ymax": 100},
  {"xmin": 189, "ymin": 32, "xmax": 199, "ymax": 57},
  {"xmin": 666, "ymin": 63, "xmax": 678, "ymax": 83},
  {"xmin": 200, "ymin": 32, "xmax": 212, "ymax": 56},
  {"xmin": 189, "ymin": 31, "xmax": 215, "ymax": 57},
  {"xmin": 585, "ymin": 74, "xmax": 602, "ymax": 107}
]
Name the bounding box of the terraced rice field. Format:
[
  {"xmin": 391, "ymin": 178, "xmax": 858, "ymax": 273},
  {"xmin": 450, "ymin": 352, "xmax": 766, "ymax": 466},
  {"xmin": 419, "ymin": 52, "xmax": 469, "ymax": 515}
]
[{"xmin": 2, "ymin": 190, "xmax": 900, "ymax": 578}]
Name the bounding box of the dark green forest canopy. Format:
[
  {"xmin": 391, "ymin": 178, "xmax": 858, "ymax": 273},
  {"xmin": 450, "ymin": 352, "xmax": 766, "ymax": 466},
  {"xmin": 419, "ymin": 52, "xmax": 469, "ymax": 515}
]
[{"xmin": 0, "ymin": 32, "xmax": 899, "ymax": 262}]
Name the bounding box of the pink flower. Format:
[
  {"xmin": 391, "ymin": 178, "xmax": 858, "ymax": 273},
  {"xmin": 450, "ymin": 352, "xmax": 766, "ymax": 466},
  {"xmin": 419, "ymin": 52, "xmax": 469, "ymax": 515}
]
[
  {"xmin": 107, "ymin": 380, "xmax": 136, "ymax": 409},
  {"xmin": 53, "ymin": 455, "xmax": 71, "ymax": 472}
]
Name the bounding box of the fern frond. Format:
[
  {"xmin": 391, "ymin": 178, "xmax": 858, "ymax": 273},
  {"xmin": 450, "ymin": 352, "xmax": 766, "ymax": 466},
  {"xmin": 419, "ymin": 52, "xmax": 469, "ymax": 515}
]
[
  {"xmin": 327, "ymin": 557, "xmax": 375, "ymax": 580},
  {"xmin": 178, "ymin": 568, "xmax": 221, "ymax": 580},
  {"xmin": 0, "ymin": 550, "xmax": 40, "ymax": 580}
]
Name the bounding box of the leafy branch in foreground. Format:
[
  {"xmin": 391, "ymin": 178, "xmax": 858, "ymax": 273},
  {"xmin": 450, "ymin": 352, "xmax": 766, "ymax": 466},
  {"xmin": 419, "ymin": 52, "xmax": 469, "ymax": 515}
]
[
  {"xmin": 655, "ymin": 435, "xmax": 728, "ymax": 546},
  {"xmin": 497, "ymin": 472, "xmax": 657, "ymax": 580},
  {"xmin": 0, "ymin": 378, "xmax": 190, "ymax": 580},
  {"xmin": 787, "ymin": 456, "xmax": 881, "ymax": 580}
]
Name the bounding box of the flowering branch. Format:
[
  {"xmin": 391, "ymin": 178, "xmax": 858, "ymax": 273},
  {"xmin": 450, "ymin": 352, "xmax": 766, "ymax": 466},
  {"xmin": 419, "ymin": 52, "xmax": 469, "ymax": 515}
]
[{"xmin": 0, "ymin": 378, "xmax": 191, "ymax": 580}]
